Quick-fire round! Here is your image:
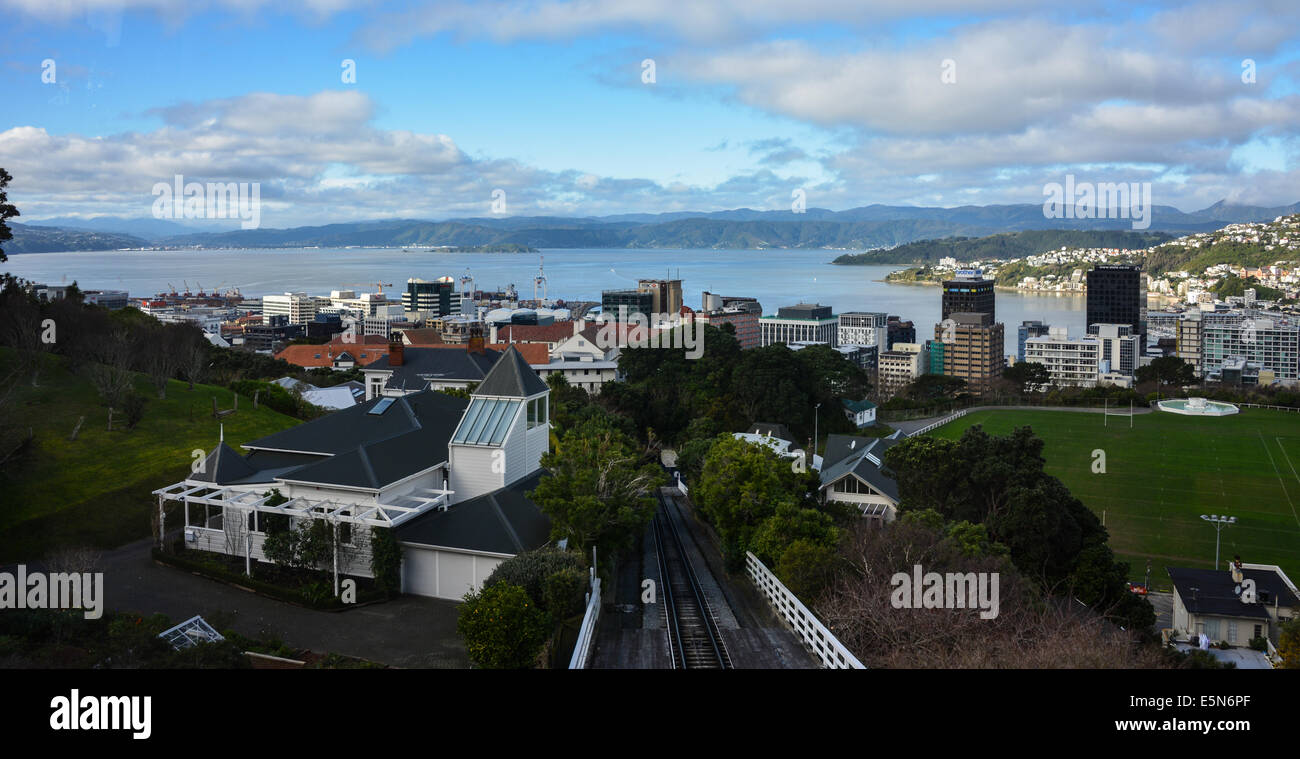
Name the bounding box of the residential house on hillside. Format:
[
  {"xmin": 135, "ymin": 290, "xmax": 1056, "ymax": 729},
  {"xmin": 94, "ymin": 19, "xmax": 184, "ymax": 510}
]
[
  {"xmin": 840, "ymin": 398, "xmax": 877, "ymax": 428},
  {"xmin": 1167, "ymin": 563, "xmax": 1298, "ymax": 650},
  {"xmin": 819, "ymin": 432, "xmax": 903, "ymax": 522},
  {"xmin": 153, "ymin": 346, "xmax": 554, "ymax": 601}
]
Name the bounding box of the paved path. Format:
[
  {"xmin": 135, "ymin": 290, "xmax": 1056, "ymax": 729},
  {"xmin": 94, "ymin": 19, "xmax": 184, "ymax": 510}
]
[
  {"xmin": 891, "ymin": 404, "xmax": 1155, "ymax": 435},
  {"xmin": 61, "ymin": 539, "xmax": 469, "ymax": 668}
]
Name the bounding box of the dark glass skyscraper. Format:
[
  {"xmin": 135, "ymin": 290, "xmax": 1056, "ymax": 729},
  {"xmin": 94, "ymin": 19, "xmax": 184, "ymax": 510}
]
[
  {"xmin": 941, "ymin": 273, "xmax": 996, "ymax": 322},
  {"xmin": 1086, "ymin": 264, "xmax": 1147, "ymax": 338}
]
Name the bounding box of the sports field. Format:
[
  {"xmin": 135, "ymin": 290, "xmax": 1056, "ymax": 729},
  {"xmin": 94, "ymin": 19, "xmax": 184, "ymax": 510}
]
[{"xmin": 928, "ymin": 407, "xmax": 1300, "ymax": 588}]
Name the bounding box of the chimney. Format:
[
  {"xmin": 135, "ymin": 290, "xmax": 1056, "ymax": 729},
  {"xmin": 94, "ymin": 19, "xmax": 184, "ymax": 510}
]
[
  {"xmin": 389, "ymin": 340, "xmax": 404, "ymax": 366},
  {"xmin": 467, "ymin": 323, "xmax": 486, "ymax": 355}
]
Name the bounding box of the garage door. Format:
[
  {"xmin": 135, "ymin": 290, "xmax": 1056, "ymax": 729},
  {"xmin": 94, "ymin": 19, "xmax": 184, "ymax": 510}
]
[{"xmin": 401, "ymin": 545, "xmax": 505, "ymax": 600}]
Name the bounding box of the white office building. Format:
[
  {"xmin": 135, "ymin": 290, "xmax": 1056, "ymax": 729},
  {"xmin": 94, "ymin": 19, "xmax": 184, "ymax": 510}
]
[{"xmin": 1025, "ymin": 327, "xmax": 1101, "ymax": 387}]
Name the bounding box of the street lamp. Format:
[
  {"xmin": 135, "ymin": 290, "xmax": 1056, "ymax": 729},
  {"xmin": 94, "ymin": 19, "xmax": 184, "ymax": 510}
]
[
  {"xmin": 1199, "ymin": 514, "xmax": 1237, "ymax": 569},
  {"xmin": 813, "ymin": 402, "xmax": 822, "ymax": 467}
]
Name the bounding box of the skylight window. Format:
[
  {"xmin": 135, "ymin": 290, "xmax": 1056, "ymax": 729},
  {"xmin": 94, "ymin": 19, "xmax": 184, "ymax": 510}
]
[
  {"xmin": 369, "ymin": 397, "xmax": 396, "ymax": 415},
  {"xmin": 452, "ymin": 397, "xmax": 522, "ymax": 445}
]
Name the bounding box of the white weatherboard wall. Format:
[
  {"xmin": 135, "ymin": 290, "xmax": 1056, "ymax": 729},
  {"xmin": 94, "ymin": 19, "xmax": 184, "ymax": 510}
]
[{"xmin": 746, "ymin": 551, "xmax": 864, "ymax": 669}]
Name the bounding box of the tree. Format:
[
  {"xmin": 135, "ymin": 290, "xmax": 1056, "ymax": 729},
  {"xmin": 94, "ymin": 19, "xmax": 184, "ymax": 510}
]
[
  {"xmin": 0, "ymin": 168, "xmax": 18, "ymax": 263},
  {"xmin": 1003, "ymin": 361, "xmax": 1050, "ymax": 393},
  {"xmin": 1136, "ymin": 356, "xmax": 1195, "ymax": 386},
  {"xmin": 884, "ymin": 424, "xmax": 1154, "ymax": 631},
  {"xmin": 457, "ymin": 583, "xmax": 550, "ymax": 669},
  {"xmin": 528, "ymin": 415, "xmax": 665, "ymax": 556},
  {"xmin": 140, "ymin": 322, "xmax": 188, "ymax": 399},
  {"xmin": 179, "ymin": 325, "xmax": 213, "ymax": 390},
  {"xmin": 692, "ymin": 434, "xmax": 818, "ymax": 566},
  {"xmin": 369, "ymin": 527, "xmax": 402, "ymax": 595},
  {"xmin": 1279, "ymin": 618, "xmax": 1300, "ymax": 669},
  {"xmin": 750, "ymin": 502, "xmax": 840, "ymax": 568},
  {"xmin": 899, "ymin": 373, "xmax": 968, "ymax": 402}
]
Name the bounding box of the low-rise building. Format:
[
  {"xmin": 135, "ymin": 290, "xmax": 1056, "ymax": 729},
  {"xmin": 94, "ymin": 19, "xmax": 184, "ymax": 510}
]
[
  {"xmin": 1167, "ymin": 562, "xmax": 1298, "ymax": 649},
  {"xmin": 761, "ymin": 303, "xmax": 838, "ymax": 347}
]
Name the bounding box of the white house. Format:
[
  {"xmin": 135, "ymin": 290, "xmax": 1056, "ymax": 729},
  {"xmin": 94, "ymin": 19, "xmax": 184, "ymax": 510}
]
[
  {"xmin": 818, "ymin": 432, "xmax": 903, "ymax": 522},
  {"xmin": 153, "ymin": 346, "xmax": 554, "ymax": 601},
  {"xmin": 840, "ymin": 398, "xmax": 877, "ymax": 428},
  {"xmin": 533, "ymin": 328, "xmax": 622, "ymax": 394}
]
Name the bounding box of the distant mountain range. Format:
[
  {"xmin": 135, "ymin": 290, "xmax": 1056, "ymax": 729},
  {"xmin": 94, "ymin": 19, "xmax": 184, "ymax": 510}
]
[{"xmin": 8, "ymin": 199, "xmax": 1300, "ymax": 254}]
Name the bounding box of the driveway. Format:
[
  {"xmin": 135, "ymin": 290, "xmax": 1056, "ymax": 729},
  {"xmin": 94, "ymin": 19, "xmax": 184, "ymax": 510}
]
[{"xmin": 89, "ymin": 539, "xmax": 468, "ymax": 668}]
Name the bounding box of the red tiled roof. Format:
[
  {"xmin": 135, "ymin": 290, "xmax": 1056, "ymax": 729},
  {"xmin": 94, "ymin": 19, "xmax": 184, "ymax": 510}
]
[
  {"xmin": 275, "ymin": 336, "xmax": 393, "ymax": 368},
  {"xmin": 491, "ymin": 322, "xmax": 583, "ymax": 344},
  {"xmin": 401, "ymin": 328, "xmax": 445, "ymax": 346}
]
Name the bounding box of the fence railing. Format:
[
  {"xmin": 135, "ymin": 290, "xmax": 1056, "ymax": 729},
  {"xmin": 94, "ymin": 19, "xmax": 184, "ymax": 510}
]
[
  {"xmin": 745, "ymin": 551, "xmax": 864, "ymax": 669},
  {"xmin": 1238, "ymin": 403, "xmax": 1300, "ymax": 412},
  {"xmin": 567, "ymin": 574, "xmax": 602, "ymax": 669},
  {"xmin": 907, "ymin": 408, "xmax": 969, "ymax": 437}
]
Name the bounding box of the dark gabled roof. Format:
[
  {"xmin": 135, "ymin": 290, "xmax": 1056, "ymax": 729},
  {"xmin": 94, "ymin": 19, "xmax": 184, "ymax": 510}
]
[
  {"xmin": 271, "ymin": 391, "xmax": 471, "ymax": 490},
  {"xmin": 1167, "ymin": 567, "xmax": 1299, "ymax": 620},
  {"xmin": 395, "ymin": 470, "xmax": 551, "ymax": 554},
  {"xmin": 367, "ymin": 347, "xmax": 502, "ymax": 390},
  {"xmin": 819, "ymin": 431, "xmax": 904, "ymax": 503},
  {"xmin": 244, "ymin": 391, "xmax": 432, "ymax": 455},
  {"xmin": 747, "ymin": 422, "xmax": 793, "ymax": 441},
  {"xmin": 190, "ymin": 442, "xmax": 258, "ymax": 484},
  {"xmin": 475, "ymin": 345, "xmax": 549, "ymax": 398}
]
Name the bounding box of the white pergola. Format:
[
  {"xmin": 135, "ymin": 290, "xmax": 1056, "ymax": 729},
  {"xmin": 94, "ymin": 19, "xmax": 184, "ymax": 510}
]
[{"xmin": 151, "ymin": 480, "xmax": 453, "ymax": 594}]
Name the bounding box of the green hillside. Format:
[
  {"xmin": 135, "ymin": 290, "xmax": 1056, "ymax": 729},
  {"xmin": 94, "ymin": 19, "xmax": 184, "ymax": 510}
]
[
  {"xmin": 832, "ymin": 229, "xmax": 1172, "ymax": 265},
  {"xmin": 0, "ymin": 348, "xmax": 300, "ymax": 563}
]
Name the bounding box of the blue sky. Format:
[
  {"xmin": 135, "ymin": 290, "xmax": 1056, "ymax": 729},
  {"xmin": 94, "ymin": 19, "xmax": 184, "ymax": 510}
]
[{"xmin": 1, "ymin": 0, "xmax": 1298, "ymax": 228}]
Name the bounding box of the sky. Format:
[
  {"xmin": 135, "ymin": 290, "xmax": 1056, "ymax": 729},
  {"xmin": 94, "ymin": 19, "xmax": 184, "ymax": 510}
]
[{"xmin": 1, "ymin": 0, "xmax": 1298, "ymax": 229}]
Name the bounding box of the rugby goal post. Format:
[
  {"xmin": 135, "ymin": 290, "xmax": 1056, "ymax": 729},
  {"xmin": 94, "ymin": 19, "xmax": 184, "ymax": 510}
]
[{"xmin": 1103, "ymin": 398, "xmax": 1134, "ymax": 428}]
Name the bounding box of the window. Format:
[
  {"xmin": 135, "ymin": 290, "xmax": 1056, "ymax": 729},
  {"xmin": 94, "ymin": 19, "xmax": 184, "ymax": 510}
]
[
  {"xmin": 1204, "ymin": 619, "xmax": 1220, "ymax": 640},
  {"xmin": 1227, "ymin": 621, "xmax": 1237, "ymax": 644},
  {"xmin": 1254, "ymin": 624, "xmax": 1263, "ymax": 640},
  {"xmin": 338, "ymin": 523, "xmax": 353, "ymax": 546}
]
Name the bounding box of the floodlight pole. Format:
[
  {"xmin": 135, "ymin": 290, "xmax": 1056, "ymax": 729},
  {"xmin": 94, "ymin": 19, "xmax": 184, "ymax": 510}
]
[{"xmin": 1200, "ymin": 514, "xmax": 1236, "ymax": 568}]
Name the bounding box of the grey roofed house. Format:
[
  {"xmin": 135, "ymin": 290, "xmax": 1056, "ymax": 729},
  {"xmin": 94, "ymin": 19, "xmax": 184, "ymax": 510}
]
[
  {"xmin": 1167, "ymin": 567, "xmax": 1299, "ymax": 620},
  {"xmin": 818, "ymin": 431, "xmax": 905, "ymax": 502},
  {"xmin": 475, "ymin": 345, "xmax": 549, "ymax": 397},
  {"xmin": 197, "ymin": 390, "xmax": 470, "ymax": 490},
  {"xmin": 747, "ymin": 422, "xmax": 793, "ymax": 442},
  {"xmin": 365, "ymin": 347, "xmax": 502, "ymax": 391},
  {"xmin": 396, "ymin": 470, "xmax": 551, "ymax": 555}
]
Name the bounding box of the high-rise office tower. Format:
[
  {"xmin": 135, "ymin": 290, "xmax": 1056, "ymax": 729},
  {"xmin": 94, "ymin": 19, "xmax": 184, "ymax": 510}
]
[{"xmin": 1086, "ymin": 264, "xmax": 1146, "ymax": 338}]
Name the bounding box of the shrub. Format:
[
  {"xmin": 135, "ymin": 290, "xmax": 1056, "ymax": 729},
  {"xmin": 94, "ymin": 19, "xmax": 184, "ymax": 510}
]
[
  {"xmin": 1248, "ymin": 636, "xmax": 1268, "ymax": 652},
  {"xmin": 542, "ymin": 566, "xmax": 588, "ymax": 620},
  {"xmin": 369, "ymin": 527, "xmax": 402, "ymax": 595},
  {"xmin": 484, "ymin": 548, "xmax": 585, "ymax": 613},
  {"xmin": 457, "ymin": 583, "xmax": 550, "ymax": 669},
  {"xmin": 122, "ymin": 391, "xmax": 147, "ymax": 430}
]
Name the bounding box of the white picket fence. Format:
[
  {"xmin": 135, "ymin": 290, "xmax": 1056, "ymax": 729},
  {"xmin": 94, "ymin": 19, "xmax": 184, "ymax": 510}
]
[
  {"xmin": 908, "ymin": 408, "xmax": 969, "ymax": 437},
  {"xmin": 745, "ymin": 551, "xmax": 865, "ymax": 669},
  {"xmin": 567, "ymin": 574, "xmax": 602, "ymax": 669}
]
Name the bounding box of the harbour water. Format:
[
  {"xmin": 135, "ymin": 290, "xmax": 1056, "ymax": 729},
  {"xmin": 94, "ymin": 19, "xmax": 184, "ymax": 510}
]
[{"xmin": 3, "ymin": 247, "xmax": 1090, "ymax": 356}]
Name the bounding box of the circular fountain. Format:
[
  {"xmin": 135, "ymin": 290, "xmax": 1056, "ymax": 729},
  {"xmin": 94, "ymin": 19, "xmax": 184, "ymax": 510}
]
[{"xmin": 1157, "ymin": 397, "xmax": 1240, "ymax": 416}]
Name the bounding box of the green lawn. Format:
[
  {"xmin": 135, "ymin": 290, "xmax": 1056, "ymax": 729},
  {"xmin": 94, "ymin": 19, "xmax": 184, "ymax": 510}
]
[
  {"xmin": 929, "ymin": 408, "xmax": 1300, "ymax": 588},
  {"xmin": 0, "ymin": 348, "xmax": 300, "ymax": 563}
]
